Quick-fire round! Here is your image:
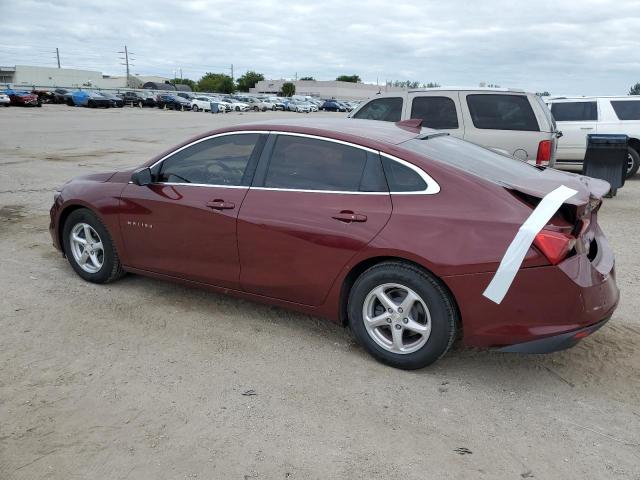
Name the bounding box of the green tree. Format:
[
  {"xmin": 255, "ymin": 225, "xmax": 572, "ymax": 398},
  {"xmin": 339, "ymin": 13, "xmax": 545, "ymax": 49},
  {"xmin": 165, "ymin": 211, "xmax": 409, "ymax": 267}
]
[
  {"xmin": 536, "ymin": 91, "xmax": 551, "ymax": 97},
  {"xmin": 236, "ymin": 71, "xmax": 265, "ymax": 92},
  {"xmin": 300, "ymin": 76, "xmax": 315, "ymax": 81},
  {"xmin": 336, "ymin": 74, "xmax": 361, "ymax": 83},
  {"xmin": 281, "ymin": 82, "xmax": 295, "ymax": 97},
  {"xmin": 172, "ymin": 78, "xmax": 198, "ymax": 91},
  {"xmin": 629, "ymin": 83, "xmax": 640, "ymax": 95},
  {"xmin": 424, "ymin": 82, "xmax": 440, "ymax": 88},
  {"xmin": 197, "ymin": 73, "xmax": 235, "ymax": 93}
]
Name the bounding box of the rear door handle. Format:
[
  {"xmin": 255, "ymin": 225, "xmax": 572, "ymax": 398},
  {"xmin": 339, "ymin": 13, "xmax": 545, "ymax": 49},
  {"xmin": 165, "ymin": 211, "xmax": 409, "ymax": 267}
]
[
  {"xmin": 580, "ymin": 127, "xmax": 594, "ymax": 130},
  {"xmin": 206, "ymin": 199, "xmax": 235, "ymax": 210},
  {"xmin": 332, "ymin": 210, "xmax": 367, "ymax": 223}
]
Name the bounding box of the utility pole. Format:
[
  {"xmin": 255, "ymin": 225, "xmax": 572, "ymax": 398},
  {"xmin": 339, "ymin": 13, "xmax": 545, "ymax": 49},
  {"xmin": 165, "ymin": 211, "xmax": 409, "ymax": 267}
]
[
  {"xmin": 118, "ymin": 45, "xmax": 135, "ymax": 88},
  {"xmin": 230, "ymin": 64, "xmax": 234, "ymax": 81},
  {"xmin": 179, "ymin": 68, "xmax": 183, "ymax": 80},
  {"xmin": 55, "ymin": 48, "xmax": 61, "ymax": 68}
]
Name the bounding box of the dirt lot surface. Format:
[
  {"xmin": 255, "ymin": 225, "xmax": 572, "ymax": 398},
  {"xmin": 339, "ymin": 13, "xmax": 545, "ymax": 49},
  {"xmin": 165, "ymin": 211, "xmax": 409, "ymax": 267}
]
[{"xmin": 1, "ymin": 105, "xmax": 639, "ymax": 480}]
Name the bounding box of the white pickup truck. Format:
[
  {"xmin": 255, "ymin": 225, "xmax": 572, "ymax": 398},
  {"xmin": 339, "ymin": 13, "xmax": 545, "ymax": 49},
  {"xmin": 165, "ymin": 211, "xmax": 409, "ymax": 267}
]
[{"xmin": 546, "ymin": 96, "xmax": 640, "ymax": 178}]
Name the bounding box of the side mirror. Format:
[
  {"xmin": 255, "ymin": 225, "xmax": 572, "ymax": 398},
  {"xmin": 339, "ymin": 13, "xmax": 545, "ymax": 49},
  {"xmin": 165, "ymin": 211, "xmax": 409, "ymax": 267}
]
[{"xmin": 131, "ymin": 167, "xmax": 152, "ymax": 186}]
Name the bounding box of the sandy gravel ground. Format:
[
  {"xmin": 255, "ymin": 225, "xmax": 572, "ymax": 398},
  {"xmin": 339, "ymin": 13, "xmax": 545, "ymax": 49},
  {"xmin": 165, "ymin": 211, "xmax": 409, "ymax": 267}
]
[{"xmin": 0, "ymin": 105, "xmax": 639, "ymax": 480}]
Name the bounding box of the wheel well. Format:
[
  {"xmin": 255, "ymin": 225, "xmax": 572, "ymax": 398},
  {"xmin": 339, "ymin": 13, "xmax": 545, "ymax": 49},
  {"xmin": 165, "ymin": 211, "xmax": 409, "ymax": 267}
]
[
  {"xmin": 57, "ymin": 205, "xmax": 88, "ymax": 254},
  {"xmin": 629, "ymin": 138, "xmax": 640, "ymax": 153},
  {"xmin": 338, "ymin": 256, "xmax": 462, "ymax": 332}
]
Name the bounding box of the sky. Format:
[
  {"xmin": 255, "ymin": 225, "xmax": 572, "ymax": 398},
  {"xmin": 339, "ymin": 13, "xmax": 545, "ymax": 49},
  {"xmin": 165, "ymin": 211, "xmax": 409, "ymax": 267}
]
[{"xmin": 1, "ymin": 0, "xmax": 639, "ymax": 96}]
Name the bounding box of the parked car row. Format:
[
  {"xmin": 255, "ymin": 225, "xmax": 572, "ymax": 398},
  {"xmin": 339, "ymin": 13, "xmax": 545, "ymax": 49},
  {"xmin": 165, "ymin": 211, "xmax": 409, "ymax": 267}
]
[{"xmin": 2, "ymin": 87, "xmax": 362, "ymax": 116}]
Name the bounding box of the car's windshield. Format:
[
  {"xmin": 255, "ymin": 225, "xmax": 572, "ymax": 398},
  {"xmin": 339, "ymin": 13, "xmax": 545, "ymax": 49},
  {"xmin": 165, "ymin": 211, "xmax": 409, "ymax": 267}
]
[{"xmin": 399, "ymin": 134, "xmax": 544, "ymax": 185}]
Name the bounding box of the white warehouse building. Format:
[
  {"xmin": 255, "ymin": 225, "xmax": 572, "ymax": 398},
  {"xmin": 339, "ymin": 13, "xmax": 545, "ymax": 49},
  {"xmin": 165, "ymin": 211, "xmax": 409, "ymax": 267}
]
[{"xmin": 0, "ymin": 65, "xmax": 169, "ymax": 89}]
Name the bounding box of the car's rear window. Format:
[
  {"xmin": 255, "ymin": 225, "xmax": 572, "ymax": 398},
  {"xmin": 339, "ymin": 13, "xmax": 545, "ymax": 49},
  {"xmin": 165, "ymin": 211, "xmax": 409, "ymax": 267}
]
[
  {"xmin": 610, "ymin": 100, "xmax": 640, "ymax": 120},
  {"xmin": 399, "ymin": 134, "xmax": 543, "ymax": 185},
  {"xmin": 466, "ymin": 94, "xmax": 539, "ymax": 131}
]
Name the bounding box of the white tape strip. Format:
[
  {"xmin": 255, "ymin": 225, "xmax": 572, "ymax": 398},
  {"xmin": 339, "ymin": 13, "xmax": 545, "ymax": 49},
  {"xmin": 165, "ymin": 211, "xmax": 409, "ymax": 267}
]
[{"xmin": 483, "ymin": 185, "xmax": 578, "ymax": 304}]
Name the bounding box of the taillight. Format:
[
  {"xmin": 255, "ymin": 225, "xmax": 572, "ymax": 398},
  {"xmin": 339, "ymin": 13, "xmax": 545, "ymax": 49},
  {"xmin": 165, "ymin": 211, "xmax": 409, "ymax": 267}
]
[
  {"xmin": 536, "ymin": 140, "xmax": 552, "ymax": 166},
  {"xmin": 533, "ymin": 229, "xmax": 576, "ymax": 265}
]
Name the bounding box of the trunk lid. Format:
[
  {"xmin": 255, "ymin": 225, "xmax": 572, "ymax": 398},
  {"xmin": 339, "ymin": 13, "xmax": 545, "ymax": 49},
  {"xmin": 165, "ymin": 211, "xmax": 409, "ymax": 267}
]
[{"xmin": 499, "ymin": 167, "xmax": 610, "ymax": 206}]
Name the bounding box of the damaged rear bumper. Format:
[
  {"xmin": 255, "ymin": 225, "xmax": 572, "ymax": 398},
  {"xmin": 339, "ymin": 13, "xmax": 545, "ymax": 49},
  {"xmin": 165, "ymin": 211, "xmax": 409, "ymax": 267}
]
[{"xmin": 495, "ymin": 316, "xmax": 610, "ymax": 353}]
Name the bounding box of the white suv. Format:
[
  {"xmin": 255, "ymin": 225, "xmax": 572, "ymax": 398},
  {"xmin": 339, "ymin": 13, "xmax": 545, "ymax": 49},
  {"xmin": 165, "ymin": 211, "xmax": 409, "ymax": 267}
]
[
  {"xmin": 348, "ymin": 88, "xmax": 559, "ymax": 166},
  {"xmin": 546, "ymin": 96, "xmax": 640, "ymax": 177}
]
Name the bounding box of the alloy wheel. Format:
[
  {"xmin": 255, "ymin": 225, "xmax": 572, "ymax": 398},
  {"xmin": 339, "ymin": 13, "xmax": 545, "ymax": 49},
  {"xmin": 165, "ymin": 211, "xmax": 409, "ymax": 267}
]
[
  {"xmin": 69, "ymin": 222, "xmax": 104, "ymax": 274},
  {"xmin": 362, "ymin": 283, "xmax": 432, "ymax": 354}
]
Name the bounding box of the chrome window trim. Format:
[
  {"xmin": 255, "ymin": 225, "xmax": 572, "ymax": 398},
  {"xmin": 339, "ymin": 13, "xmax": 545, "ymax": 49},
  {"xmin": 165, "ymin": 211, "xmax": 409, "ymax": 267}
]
[
  {"xmin": 268, "ymin": 131, "xmax": 379, "ymax": 154},
  {"xmin": 151, "ymin": 182, "xmax": 248, "ymax": 189},
  {"xmin": 144, "ymin": 129, "xmax": 440, "ymax": 195},
  {"xmin": 249, "ymin": 187, "xmax": 387, "ymax": 195}
]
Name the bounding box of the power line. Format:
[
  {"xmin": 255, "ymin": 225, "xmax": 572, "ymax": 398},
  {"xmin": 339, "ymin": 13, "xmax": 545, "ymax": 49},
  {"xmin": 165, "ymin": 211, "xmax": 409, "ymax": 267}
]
[{"xmin": 117, "ymin": 45, "xmax": 135, "ymax": 88}]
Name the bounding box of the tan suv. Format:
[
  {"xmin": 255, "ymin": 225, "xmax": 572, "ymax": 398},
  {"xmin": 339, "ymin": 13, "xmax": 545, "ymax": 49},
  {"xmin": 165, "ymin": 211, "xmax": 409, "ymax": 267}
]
[{"xmin": 348, "ymin": 88, "xmax": 559, "ymax": 166}]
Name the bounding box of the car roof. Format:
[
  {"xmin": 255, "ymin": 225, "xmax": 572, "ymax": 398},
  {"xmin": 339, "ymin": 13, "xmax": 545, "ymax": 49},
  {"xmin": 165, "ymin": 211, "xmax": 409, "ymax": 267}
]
[
  {"xmin": 547, "ymin": 96, "xmax": 640, "ymax": 101},
  {"xmin": 223, "ymin": 118, "xmax": 424, "ymax": 146},
  {"xmin": 408, "ymin": 86, "xmax": 526, "ymax": 93}
]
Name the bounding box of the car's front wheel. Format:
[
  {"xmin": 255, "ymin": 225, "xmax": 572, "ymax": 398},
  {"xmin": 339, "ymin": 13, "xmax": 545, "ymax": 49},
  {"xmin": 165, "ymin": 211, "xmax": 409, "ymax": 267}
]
[
  {"xmin": 627, "ymin": 147, "xmax": 639, "ymax": 178},
  {"xmin": 62, "ymin": 209, "xmax": 125, "ymax": 284},
  {"xmin": 348, "ymin": 262, "xmax": 458, "ymax": 369},
  {"xmin": 192, "ymin": 104, "xmax": 199, "ymax": 112}
]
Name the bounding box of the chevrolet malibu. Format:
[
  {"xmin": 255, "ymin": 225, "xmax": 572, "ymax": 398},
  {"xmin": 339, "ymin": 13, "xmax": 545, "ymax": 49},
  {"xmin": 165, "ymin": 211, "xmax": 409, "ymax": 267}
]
[{"xmin": 49, "ymin": 118, "xmax": 619, "ymax": 369}]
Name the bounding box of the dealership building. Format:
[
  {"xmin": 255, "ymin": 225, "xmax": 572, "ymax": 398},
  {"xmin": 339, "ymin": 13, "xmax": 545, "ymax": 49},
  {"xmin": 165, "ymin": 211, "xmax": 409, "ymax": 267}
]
[
  {"xmin": 250, "ymin": 79, "xmax": 404, "ymax": 100},
  {"xmin": 0, "ymin": 65, "xmax": 169, "ymax": 89}
]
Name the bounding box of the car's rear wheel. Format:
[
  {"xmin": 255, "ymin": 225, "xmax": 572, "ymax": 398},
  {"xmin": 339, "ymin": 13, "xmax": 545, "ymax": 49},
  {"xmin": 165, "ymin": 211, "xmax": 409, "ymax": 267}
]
[
  {"xmin": 348, "ymin": 262, "xmax": 457, "ymax": 369},
  {"xmin": 627, "ymin": 147, "xmax": 639, "ymax": 178},
  {"xmin": 63, "ymin": 209, "xmax": 125, "ymax": 284},
  {"xmin": 192, "ymin": 104, "xmax": 199, "ymax": 112}
]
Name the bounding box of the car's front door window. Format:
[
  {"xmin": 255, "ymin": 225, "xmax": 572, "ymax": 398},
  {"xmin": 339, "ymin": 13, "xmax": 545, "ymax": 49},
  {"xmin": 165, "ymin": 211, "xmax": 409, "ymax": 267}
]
[{"xmin": 156, "ymin": 133, "xmax": 262, "ymax": 186}]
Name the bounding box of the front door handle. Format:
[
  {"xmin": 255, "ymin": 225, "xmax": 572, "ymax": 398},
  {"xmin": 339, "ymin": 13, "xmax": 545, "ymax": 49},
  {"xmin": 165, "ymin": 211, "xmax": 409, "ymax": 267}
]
[
  {"xmin": 206, "ymin": 199, "xmax": 235, "ymax": 210},
  {"xmin": 580, "ymin": 127, "xmax": 594, "ymax": 130},
  {"xmin": 332, "ymin": 210, "xmax": 367, "ymax": 223}
]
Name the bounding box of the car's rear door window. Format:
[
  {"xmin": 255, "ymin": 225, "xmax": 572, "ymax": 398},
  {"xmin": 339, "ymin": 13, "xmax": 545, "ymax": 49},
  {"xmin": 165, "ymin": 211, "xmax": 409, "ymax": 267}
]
[
  {"xmin": 410, "ymin": 96, "xmax": 459, "ymax": 129},
  {"xmin": 610, "ymin": 101, "xmax": 640, "ymax": 120},
  {"xmin": 263, "ymin": 135, "xmax": 370, "ymax": 192},
  {"xmin": 466, "ymin": 94, "xmax": 539, "ymax": 131},
  {"xmin": 550, "ymin": 101, "xmax": 598, "ymax": 121},
  {"xmin": 352, "ymin": 97, "xmax": 403, "ymax": 122},
  {"xmin": 157, "ymin": 133, "xmax": 263, "ymax": 186}
]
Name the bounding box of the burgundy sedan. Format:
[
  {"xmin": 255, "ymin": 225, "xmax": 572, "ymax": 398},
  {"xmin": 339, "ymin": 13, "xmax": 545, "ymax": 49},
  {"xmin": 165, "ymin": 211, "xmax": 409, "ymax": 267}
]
[{"xmin": 49, "ymin": 118, "xmax": 619, "ymax": 369}]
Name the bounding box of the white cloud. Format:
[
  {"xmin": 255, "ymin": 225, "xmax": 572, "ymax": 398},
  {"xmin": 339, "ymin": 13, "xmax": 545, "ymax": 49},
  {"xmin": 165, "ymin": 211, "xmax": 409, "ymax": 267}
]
[{"xmin": 2, "ymin": 0, "xmax": 640, "ymax": 95}]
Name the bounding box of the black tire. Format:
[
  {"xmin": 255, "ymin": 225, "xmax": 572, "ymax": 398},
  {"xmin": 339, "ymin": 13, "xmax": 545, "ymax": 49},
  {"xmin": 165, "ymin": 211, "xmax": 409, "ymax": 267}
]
[
  {"xmin": 627, "ymin": 147, "xmax": 639, "ymax": 178},
  {"xmin": 192, "ymin": 105, "xmax": 199, "ymax": 112},
  {"xmin": 348, "ymin": 262, "xmax": 457, "ymax": 369},
  {"xmin": 62, "ymin": 208, "xmax": 125, "ymax": 284}
]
